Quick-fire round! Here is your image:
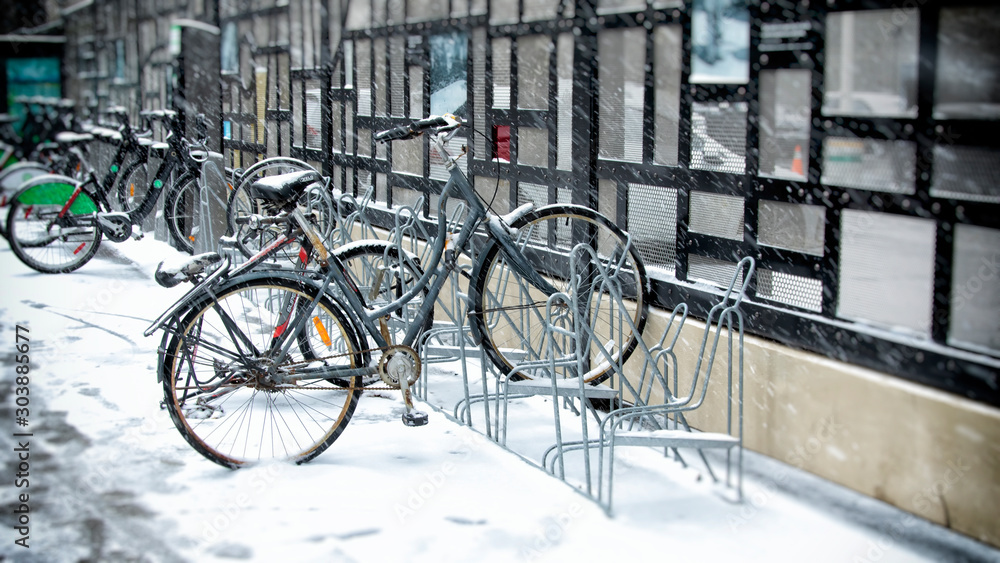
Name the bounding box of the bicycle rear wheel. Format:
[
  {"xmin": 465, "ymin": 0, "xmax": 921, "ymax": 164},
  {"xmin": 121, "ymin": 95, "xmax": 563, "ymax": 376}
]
[
  {"xmin": 164, "ymin": 173, "xmax": 197, "ymax": 254},
  {"xmin": 227, "ymin": 158, "xmax": 333, "ymax": 260},
  {"xmin": 6, "ymin": 177, "xmax": 103, "ymax": 274},
  {"xmin": 160, "ymin": 275, "xmax": 365, "ymax": 468},
  {"xmin": 469, "ymin": 205, "xmax": 648, "ymax": 384}
]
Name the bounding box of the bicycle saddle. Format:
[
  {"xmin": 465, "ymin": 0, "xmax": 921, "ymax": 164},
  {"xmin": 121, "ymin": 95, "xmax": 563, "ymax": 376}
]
[
  {"xmin": 250, "ymin": 170, "xmax": 323, "ymax": 203},
  {"xmin": 54, "ymin": 131, "xmax": 94, "ymax": 145}
]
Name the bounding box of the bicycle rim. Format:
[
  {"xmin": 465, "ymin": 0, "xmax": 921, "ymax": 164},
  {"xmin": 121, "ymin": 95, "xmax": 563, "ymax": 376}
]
[
  {"xmin": 161, "ymin": 277, "xmax": 364, "ymax": 468},
  {"xmin": 7, "ymin": 181, "xmax": 103, "ymax": 274}
]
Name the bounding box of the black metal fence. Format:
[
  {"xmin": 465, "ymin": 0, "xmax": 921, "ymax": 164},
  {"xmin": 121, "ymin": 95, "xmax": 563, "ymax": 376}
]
[{"xmin": 61, "ymin": 0, "xmax": 1000, "ymax": 406}]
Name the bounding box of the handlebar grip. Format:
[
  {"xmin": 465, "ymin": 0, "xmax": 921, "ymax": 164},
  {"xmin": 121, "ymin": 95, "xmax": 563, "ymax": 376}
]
[
  {"xmin": 374, "ymin": 123, "xmax": 416, "ymax": 143},
  {"xmin": 414, "ymin": 116, "xmax": 449, "ymax": 129}
]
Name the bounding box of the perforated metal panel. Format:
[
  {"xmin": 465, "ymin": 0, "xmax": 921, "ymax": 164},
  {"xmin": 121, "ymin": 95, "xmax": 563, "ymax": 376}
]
[
  {"xmin": 557, "ymin": 33, "xmax": 573, "ymax": 171},
  {"xmin": 356, "ymin": 39, "xmax": 372, "ymax": 116},
  {"xmin": 429, "ymin": 136, "xmax": 467, "ymax": 182},
  {"xmin": 821, "ymin": 137, "xmax": 916, "ymax": 194},
  {"xmin": 837, "ymin": 210, "xmax": 936, "ymax": 335},
  {"xmin": 473, "ymin": 27, "xmax": 487, "ymax": 159},
  {"xmin": 758, "ymin": 200, "xmax": 825, "ymax": 256},
  {"xmin": 598, "ymin": 27, "xmax": 645, "ymax": 163},
  {"xmin": 492, "ymin": 38, "xmax": 511, "ymax": 109},
  {"xmin": 931, "ymin": 145, "xmax": 1000, "ymax": 203},
  {"xmin": 948, "ymin": 224, "xmax": 1000, "ymax": 355},
  {"xmin": 390, "ymin": 36, "xmax": 406, "ymax": 117},
  {"xmin": 757, "ymin": 269, "xmax": 823, "ymax": 312},
  {"xmin": 627, "ymin": 183, "xmax": 677, "ymax": 272},
  {"xmin": 688, "ymin": 255, "xmax": 744, "ymax": 290},
  {"xmin": 305, "ymin": 79, "xmax": 321, "ymax": 149},
  {"xmin": 689, "ymin": 191, "xmax": 744, "ymax": 241},
  {"xmin": 690, "ymin": 102, "xmax": 748, "ymax": 174}
]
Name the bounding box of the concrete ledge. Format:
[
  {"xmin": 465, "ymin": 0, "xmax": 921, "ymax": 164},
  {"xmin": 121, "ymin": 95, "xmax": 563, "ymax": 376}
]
[{"xmin": 624, "ymin": 306, "xmax": 1000, "ymax": 548}]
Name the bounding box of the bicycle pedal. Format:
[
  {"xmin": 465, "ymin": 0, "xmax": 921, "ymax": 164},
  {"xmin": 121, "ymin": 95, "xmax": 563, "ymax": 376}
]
[{"xmin": 402, "ymin": 410, "xmax": 429, "ymax": 427}]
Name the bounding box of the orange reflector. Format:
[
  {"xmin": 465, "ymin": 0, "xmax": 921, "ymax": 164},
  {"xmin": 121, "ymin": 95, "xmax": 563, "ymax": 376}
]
[
  {"xmin": 227, "ymin": 183, "xmax": 234, "ymax": 191},
  {"xmin": 313, "ymin": 316, "xmax": 332, "ymax": 347},
  {"xmin": 189, "ymin": 235, "xmax": 195, "ymax": 242},
  {"xmin": 130, "ymin": 183, "xmax": 135, "ymax": 197},
  {"xmin": 73, "ymin": 242, "xmax": 86, "ymax": 255}
]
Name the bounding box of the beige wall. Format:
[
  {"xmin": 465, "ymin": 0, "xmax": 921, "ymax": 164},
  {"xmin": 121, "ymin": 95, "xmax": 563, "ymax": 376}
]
[{"xmin": 627, "ymin": 306, "xmax": 1000, "ymax": 548}]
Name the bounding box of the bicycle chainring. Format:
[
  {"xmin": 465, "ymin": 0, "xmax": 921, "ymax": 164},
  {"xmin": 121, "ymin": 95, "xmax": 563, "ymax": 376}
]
[{"xmin": 377, "ymin": 345, "xmax": 421, "ymax": 389}]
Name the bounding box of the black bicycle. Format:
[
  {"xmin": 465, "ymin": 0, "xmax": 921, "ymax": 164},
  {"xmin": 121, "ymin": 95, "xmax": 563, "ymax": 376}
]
[{"xmin": 5, "ymin": 110, "xmax": 210, "ymax": 273}]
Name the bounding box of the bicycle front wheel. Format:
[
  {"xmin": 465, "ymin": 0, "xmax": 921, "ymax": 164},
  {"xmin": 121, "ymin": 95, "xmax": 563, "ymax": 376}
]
[
  {"xmin": 469, "ymin": 205, "xmax": 648, "ymax": 384},
  {"xmin": 6, "ymin": 178, "xmax": 103, "ymax": 274},
  {"xmin": 160, "ymin": 276, "xmax": 365, "ymax": 468}
]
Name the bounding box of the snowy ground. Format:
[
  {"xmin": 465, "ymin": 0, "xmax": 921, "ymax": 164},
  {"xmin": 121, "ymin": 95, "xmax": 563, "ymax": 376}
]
[{"xmin": 1, "ymin": 236, "xmax": 998, "ymax": 562}]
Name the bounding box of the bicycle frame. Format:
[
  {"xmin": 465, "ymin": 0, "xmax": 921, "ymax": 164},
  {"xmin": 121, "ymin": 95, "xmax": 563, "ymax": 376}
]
[{"xmin": 269, "ymin": 132, "xmax": 560, "ymax": 382}]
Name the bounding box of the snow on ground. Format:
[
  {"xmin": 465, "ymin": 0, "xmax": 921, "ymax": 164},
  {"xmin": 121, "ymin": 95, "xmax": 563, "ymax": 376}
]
[{"xmin": 0, "ymin": 236, "xmax": 997, "ymax": 562}]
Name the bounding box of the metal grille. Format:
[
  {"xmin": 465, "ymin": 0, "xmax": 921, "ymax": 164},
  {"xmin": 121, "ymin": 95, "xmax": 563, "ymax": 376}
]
[
  {"xmin": 430, "ymin": 136, "xmax": 467, "ymax": 182},
  {"xmin": 758, "ymin": 200, "xmax": 825, "ymax": 256},
  {"xmin": 390, "ymin": 36, "xmax": 406, "ymax": 117},
  {"xmin": 374, "ymin": 38, "xmax": 387, "ymax": 117},
  {"xmin": 930, "ymin": 145, "xmax": 1000, "ymax": 204},
  {"xmin": 821, "ymin": 137, "xmax": 916, "ymax": 194},
  {"xmin": 557, "ymin": 33, "xmax": 573, "ymax": 171},
  {"xmin": 516, "ymin": 182, "xmax": 572, "ymax": 247},
  {"xmin": 690, "ymin": 102, "xmax": 748, "ymax": 174},
  {"xmin": 356, "ymin": 39, "xmax": 372, "ymax": 116},
  {"xmin": 757, "ymin": 269, "xmax": 823, "ymax": 312},
  {"xmin": 627, "ymin": 183, "xmax": 677, "ymax": 273},
  {"xmin": 597, "ymin": 28, "xmax": 646, "ymax": 162},
  {"xmin": 598, "ymin": 27, "xmax": 645, "ymax": 163},
  {"xmin": 837, "ymin": 210, "xmax": 936, "ymax": 336},
  {"xmin": 948, "ymin": 224, "xmax": 1000, "ymax": 355},
  {"xmin": 473, "ymin": 27, "xmax": 487, "ymax": 159},
  {"xmin": 688, "ymin": 255, "xmax": 744, "ymax": 290},
  {"xmin": 305, "ymin": 78, "xmax": 321, "ymax": 149},
  {"xmin": 689, "ymin": 191, "xmax": 744, "ymax": 241},
  {"xmin": 492, "ymin": 38, "xmax": 511, "ymax": 109}
]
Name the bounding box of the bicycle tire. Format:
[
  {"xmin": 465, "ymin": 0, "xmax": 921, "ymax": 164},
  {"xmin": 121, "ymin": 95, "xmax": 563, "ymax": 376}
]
[
  {"xmin": 113, "ymin": 158, "xmax": 152, "ymax": 215},
  {"xmin": 164, "ymin": 173, "xmax": 197, "ymax": 254},
  {"xmin": 0, "ymin": 161, "xmax": 50, "ymax": 239},
  {"xmin": 6, "ymin": 177, "xmax": 103, "ymax": 274},
  {"xmin": 468, "ymin": 204, "xmax": 649, "ymax": 384},
  {"xmin": 160, "ymin": 275, "xmax": 365, "ymax": 468},
  {"xmin": 226, "ymin": 158, "xmax": 333, "ymax": 260}
]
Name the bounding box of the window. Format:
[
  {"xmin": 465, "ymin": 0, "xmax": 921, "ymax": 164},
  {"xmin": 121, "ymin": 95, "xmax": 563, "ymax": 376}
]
[
  {"xmin": 934, "ymin": 7, "xmax": 1000, "ymax": 120},
  {"xmin": 759, "ymin": 69, "xmax": 811, "ymax": 180},
  {"xmin": 690, "ymin": 0, "xmax": 749, "ymax": 84}
]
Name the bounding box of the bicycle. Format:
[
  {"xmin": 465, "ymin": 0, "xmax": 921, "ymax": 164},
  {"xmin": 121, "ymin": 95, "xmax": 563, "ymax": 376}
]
[
  {"xmin": 0, "ymin": 106, "xmax": 156, "ymax": 240},
  {"xmin": 145, "ymin": 114, "xmax": 649, "ymax": 468},
  {"xmin": 5, "ymin": 110, "xmax": 213, "ymax": 273}
]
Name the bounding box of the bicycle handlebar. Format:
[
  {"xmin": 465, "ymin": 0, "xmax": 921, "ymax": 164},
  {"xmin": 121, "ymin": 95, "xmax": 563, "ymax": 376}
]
[{"xmin": 374, "ymin": 114, "xmax": 461, "ymax": 142}]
